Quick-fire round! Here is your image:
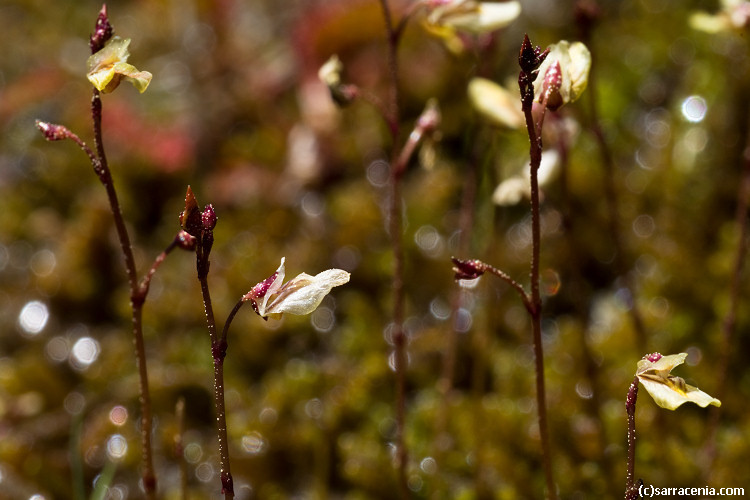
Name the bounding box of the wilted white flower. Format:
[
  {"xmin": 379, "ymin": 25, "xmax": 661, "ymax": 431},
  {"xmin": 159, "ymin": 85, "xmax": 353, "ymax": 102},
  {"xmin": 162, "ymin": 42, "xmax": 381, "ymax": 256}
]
[
  {"xmin": 635, "ymin": 353, "xmax": 721, "ymax": 410},
  {"xmin": 534, "ymin": 41, "xmax": 590, "ymax": 111},
  {"xmin": 243, "ymin": 257, "xmax": 350, "ymax": 319},
  {"xmin": 87, "ymin": 37, "xmax": 152, "ymax": 93},
  {"xmin": 468, "ymin": 77, "xmax": 524, "ymax": 129}
]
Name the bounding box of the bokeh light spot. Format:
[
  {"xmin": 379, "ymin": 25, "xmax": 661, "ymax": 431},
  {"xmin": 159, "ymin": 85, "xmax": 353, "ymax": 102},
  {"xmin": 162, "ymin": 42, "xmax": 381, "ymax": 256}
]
[
  {"xmin": 681, "ymin": 95, "xmax": 707, "ymax": 123},
  {"xmin": 70, "ymin": 337, "xmax": 100, "ymax": 369},
  {"xmin": 241, "ymin": 432, "xmax": 266, "ymax": 455},
  {"xmin": 106, "ymin": 434, "xmax": 128, "ymax": 460},
  {"xmin": 109, "ymin": 406, "xmax": 128, "ymax": 426},
  {"xmin": 18, "ymin": 300, "xmax": 49, "ymax": 336}
]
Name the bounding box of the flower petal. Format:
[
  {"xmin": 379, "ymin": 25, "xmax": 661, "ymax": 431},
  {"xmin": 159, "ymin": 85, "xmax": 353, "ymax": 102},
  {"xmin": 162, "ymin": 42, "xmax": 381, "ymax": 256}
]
[
  {"xmin": 440, "ymin": 1, "xmax": 521, "ymax": 34},
  {"xmin": 257, "ymin": 258, "xmax": 286, "ymax": 317},
  {"xmin": 468, "ymin": 77, "xmax": 525, "ymax": 129},
  {"xmin": 112, "ymin": 62, "xmax": 152, "ymax": 93},
  {"xmin": 636, "ymin": 352, "xmax": 687, "ymax": 378},
  {"xmin": 638, "ymin": 377, "xmax": 721, "ymax": 410},
  {"xmin": 264, "ymin": 268, "xmax": 350, "ymax": 316}
]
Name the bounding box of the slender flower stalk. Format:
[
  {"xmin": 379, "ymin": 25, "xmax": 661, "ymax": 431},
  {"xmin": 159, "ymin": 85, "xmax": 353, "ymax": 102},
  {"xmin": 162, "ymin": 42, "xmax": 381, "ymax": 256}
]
[
  {"xmin": 179, "ymin": 187, "xmax": 234, "ymax": 498},
  {"xmin": 379, "ymin": 2, "xmax": 416, "ymax": 496},
  {"xmin": 320, "ymin": 3, "xmax": 437, "ymax": 494},
  {"xmin": 518, "ymin": 34, "xmax": 557, "ymax": 500},
  {"xmin": 37, "ymin": 7, "xmax": 162, "ymax": 496},
  {"xmin": 624, "ymin": 376, "xmax": 640, "ymax": 500}
]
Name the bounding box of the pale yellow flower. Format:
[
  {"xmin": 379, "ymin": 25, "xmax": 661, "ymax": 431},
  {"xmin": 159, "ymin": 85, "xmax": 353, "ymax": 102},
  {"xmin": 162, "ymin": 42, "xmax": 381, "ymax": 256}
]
[
  {"xmin": 87, "ymin": 37, "xmax": 152, "ymax": 93},
  {"xmin": 636, "ymin": 353, "xmax": 721, "ymax": 410}
]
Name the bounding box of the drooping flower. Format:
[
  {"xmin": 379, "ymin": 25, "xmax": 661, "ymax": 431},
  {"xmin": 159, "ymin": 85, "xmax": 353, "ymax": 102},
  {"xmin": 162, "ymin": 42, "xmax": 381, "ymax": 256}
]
[
  {"xmin": 243, "ymin": 257, "xmax": 350, "ymax": 320},
  {"xmin": 635, "ymin": 353, "xmax": 721, "ymax": 410},
  {"xmin": 467, "ymin": 77, "xmax": 525, "ymax": 129},
  {"xmin": 534, "ymin": 41, "xmax": 591, "ymax": 111},
  {"xmin": 87, "ymin": 37, "xmax": 152, "ymax": 93}
]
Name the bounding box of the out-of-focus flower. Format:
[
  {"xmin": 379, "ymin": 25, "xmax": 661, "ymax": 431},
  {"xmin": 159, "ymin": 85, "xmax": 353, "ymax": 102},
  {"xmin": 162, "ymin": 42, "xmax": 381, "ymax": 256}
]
[
  {"xmin": 243, "ymin": 257, "xmax": 350, "ymax": 320},
  {"xmin": 635, "ymin": 353, "xmax": 721, "ymax": 410},
  {"xmin": 534, "ymin": 41, "xmax": 590, "ymax": 111},
  {"xmin": 87, "ymin": 37, "xmax": 152, "ymax": 93},
  {"xmin": 318, "ymin": 55, "xmax": 343, "ymax": 88},
  {"xmin": 468, "ymin": 77, "xmax": 524, "ymax": 129},
  {"xmin": 690, "ymin": 0, "xmax": 750, "ymax": 33},
  {"xmin": 492, "ymin": 150, "xmax": 560, "ymax": 206},
  {"xmin": 422, "ymin": 0, "xmax": 521, "ymax": 53},
  {"xmin": 424, "ymin": 0, "xmax": 521, "ymax": 34},
  {"xmin": 317, "ymin": 54, "xmax": 357, "ymax": 106}
]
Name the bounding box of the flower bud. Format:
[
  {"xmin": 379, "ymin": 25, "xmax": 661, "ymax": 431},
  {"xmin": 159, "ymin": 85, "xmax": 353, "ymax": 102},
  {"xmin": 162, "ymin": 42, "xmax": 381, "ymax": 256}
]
[
  {"xmin": 35, "ymin": 121, "xmax": 70, "ymax": 141},
  {"xmin": 202, "ymin": 204, "xmax": 217, "ymax": 231},
  {"xmin": 451, "ymin": 257, "xmax": 486, "ymax": 280},
  {"xmin": 89, "ymin": 4, "xmax": 114, "ymax": 54},
  {"xmin": 180, "ymin": 186, "xmax": 203, "ymax": 238},
  {"xmin": 175, "ymin": 230, "xmax": 197, "ymax": 251}
]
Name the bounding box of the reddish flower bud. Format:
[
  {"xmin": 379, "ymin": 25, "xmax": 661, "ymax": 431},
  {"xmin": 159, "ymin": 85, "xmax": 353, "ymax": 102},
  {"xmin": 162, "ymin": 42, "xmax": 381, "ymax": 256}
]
[
  {"xmin": 202, "ymin": 204, "xmax": 217, "ymax": 230},
  {"xmin": 518, "ymin": 34, "xmax": 549, "ymax": 75},
  {"xmin": 540, "ymin": 61, "xmax": 564, "ymax": 111},
  {"xmin": 451, "ymin": 257, "xmax": 486, "ymax": 280},
  {"xmin": 175, "ymin": 230, "xmax": 197, "ymax": 251},
  {"xmin": 179, "ymin": 186, "xmax": 203, "ymax": 237},
  {"xmin": 89, "ymin": 4, "xmax": 114, "ymax": 54},
  {"xmin": 35, "ymin": 121, "xmax": 70, "ymax": 141}
]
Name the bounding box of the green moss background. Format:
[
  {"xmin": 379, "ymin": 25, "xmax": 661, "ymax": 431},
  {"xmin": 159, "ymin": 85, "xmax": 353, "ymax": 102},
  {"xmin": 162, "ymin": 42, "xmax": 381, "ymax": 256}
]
[{"xmin": 1, "ymin": 0, "xmax": 749, "ymax": 498}]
